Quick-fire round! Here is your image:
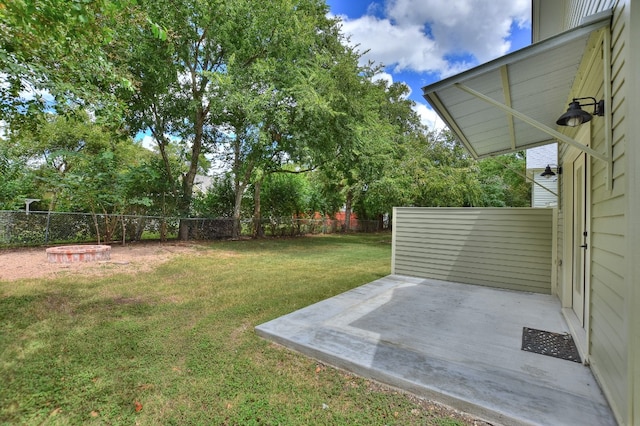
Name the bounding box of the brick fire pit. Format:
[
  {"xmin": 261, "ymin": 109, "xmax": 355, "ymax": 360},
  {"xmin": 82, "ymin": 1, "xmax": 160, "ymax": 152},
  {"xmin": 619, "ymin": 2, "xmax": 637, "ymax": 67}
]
[{"xmin": 46, "ymin": 245, "xmax": 112, "ymax": 263}]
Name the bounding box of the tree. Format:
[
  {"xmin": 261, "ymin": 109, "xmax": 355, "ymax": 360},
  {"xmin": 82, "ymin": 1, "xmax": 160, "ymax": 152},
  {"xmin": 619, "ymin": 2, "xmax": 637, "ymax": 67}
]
[
  {"xmin": 192, "ymin": 174, "xmax": 237, "ymax": 219},
  {"xmin": 313, "ymin": 71, "xmax": 421, "ymax": 230},
  {"xmin": 348, "ymin": 81, "xmax": 424, "ymax": 224},
  {"xmin": 477, "ymin": 153, "xmax": 531, "ymax": 207},
  {"xmin": 4, "ymin": 109, "xmax": 164, "ymax": 213},
  {"xmin": 260, "ymin": 171, "xmax": 310, "ymax": 219},
  {"xmin": 0, "ymin": 0, "xmax": 157, "ymax": 127},
  {"xmin": 124, "ymin": 0, "xmax": 356, "ymax": 239},
  {"xmin": 0, "ymin": 142, "xmax": 40, "ymax": 210},
  {"xmin": 213, "ymin": 0, "xmax": 355, "ymax": 238},
  {"xmin": 122, "ymin": 0, "xmax": 227, "ymax": 239},
  {"xmin": 6, "ymin": 111, "xmax": 114, "ymax": 211}
]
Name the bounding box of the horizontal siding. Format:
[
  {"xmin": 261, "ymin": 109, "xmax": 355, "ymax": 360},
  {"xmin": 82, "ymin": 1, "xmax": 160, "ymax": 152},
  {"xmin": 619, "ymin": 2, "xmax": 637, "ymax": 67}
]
[
  {"xmin": 392, "ymin": 208, "xmax": 553, "ymax": 293},
  {"xmin": 542, "ymin": 2, "xmax": 630, "ymax": 422},
  {"xmin": 532, "ymin": 174, "xmax": 558, "ymax": 207},
  {"xmin": 590, "ymin": 9, "xmax": 628, "ymax": 418},
  {"xmin": 559, "ymin": 2, "xmax": 629, "ymax": 423}
]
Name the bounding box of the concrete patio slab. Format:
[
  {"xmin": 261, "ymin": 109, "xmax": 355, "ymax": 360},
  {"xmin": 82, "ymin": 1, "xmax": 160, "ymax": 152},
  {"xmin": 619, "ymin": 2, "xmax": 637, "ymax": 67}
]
[{"xmin": 255, "ymin": 275, "xmax": 616, "ymax": 426}]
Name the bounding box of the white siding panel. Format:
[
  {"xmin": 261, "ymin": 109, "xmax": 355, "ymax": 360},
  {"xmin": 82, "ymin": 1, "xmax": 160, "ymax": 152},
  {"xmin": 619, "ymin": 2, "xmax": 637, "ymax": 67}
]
[
  {"xmin": 532, "ymin": 174, "xmax": 558, "ymax": 207},
  {"xmin": 392, "ymin": 208, "xmax": 553, "ymax": 293}
]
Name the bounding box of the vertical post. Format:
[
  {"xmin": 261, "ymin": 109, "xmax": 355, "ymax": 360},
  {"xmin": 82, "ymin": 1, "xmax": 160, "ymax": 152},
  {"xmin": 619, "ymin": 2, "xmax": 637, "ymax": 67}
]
[
  {"xmin": 551, "ymin": 208, "xmax": 558, "ymax": 296},
  {"xmin": 24, "ymin": 198, "xmax": 40, "ymax": 216},
  {"xmin": 603, "ymin": 27, "xmax": 613, "ymax": 192},
  {"xmin": 45, "ymin": 211, "xmax": 51, "ymax": 244}
]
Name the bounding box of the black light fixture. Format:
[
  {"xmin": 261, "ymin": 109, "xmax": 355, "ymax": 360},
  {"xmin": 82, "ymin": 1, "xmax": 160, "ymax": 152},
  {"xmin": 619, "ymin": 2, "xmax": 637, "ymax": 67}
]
[
  {"xmin": 540, "ymin": 165, "xmax": 562, "ymax": 178},
  {"xmin": 541, "ymin": 165, "xmax": 556, "ymax": 178},
  {"xmin": 556, "ymin": 97, "xmax": 605, "ymax": 127}
]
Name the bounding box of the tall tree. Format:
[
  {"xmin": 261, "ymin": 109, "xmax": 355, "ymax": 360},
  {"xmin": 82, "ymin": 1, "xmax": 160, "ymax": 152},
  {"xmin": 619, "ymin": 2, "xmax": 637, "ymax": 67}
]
[
  {"xmin": 349, "ymin": 81, "xmax": 423, "ymax": 224},
  {"xmin": 125, "ymin": 0, "xmax": 353, "ymax": 239},
  {"xmin": 314, "ymin": 67, "xmax": 411, "ymax": 230},
  {"xmin": 123, "ymin": 0, "xmax": 228, "ymax": 239},
  {"xmin": 214, "ymin": 0, "xmax": 357, "ymax": 238}
]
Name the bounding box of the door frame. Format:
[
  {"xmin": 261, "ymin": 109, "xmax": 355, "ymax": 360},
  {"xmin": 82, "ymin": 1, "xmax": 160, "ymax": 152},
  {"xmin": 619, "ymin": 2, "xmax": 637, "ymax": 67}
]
[{"xmin": 561, "ymin": 125, "xmax": 591, "ymax": 362}]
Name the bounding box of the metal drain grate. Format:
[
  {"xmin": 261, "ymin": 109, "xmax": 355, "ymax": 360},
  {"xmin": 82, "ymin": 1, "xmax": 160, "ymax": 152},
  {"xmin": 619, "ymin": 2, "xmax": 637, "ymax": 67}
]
[{"xmin": 521, "ymin": 327, "xmax": 581, "ymax": 363}]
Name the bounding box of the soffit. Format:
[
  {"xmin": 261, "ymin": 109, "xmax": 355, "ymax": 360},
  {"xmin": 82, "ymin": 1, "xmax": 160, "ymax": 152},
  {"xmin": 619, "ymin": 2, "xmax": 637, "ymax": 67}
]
[{"xmin": 422, "ymin": 10, "xmax": 611, "ymax": 159}]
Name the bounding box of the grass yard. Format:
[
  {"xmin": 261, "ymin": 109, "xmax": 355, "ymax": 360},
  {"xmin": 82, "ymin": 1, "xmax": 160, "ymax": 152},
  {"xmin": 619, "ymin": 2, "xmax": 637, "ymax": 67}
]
[{"xmin": 0, "ymin": 234, "xmax": 472, "ymax": 425}]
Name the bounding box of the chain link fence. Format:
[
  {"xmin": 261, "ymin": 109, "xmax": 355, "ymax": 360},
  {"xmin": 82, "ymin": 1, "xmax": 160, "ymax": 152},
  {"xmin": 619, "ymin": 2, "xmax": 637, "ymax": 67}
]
[{"xmin": 0, "ymin": 211, "xmax": 387, "ymax": 247}]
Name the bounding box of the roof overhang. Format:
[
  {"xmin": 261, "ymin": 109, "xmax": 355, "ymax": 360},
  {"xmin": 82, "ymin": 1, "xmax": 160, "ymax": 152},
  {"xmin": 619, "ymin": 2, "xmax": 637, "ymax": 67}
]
[{"xmin": 422, "ymin": 9, "xmax": 612, "ymax": 160}]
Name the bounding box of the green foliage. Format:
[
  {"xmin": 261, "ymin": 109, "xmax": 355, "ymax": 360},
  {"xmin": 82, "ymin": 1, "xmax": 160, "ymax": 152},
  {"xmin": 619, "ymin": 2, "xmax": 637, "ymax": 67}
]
[
  {"xmin": 260, "ymin": 172, "xmax": 311, "ymax": 218},
  {"xmin": 0, "ymin": 143, "xmax": 40, "ymax": 210},
  {"xmin": 0, "ymin": 0, "xmax": 147, "ymax": 125},
  {"xmin": 0, "ymin": 0, "xmax": 532, "ymax": 230},
  {"xmin": 2, "ymin": 111, "xmax": 185, "ymax": 223},
  {"xmin": 353, "ymin": 129, "xmax": 531, "ymax": 218},
  {"xmin": 477, "ymin": 153, "xmax": 531, "ymax": 207},
  {"xmin": 408, "ymin": 132, "xmax": 483, "ymax": 208},
  {"xmin": 192, "ymin": 174, "xmax": 238, "ymax": 218},
  {"xmin": 121, "ymin": 0, "xmax": 347, "ymax": 235}
]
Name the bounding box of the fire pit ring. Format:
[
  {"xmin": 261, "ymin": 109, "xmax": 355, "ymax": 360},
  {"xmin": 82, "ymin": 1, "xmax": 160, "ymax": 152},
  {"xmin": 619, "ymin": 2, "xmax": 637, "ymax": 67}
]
[{"xmin": 46, "ymin": 245, "xmax": 111, "ymax": 263}]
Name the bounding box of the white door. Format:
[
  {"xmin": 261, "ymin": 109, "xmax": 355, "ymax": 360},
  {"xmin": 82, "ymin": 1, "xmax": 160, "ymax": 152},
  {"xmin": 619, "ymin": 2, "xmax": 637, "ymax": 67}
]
[{"xmin": 572, "ymin": 153, "xmax": 588, "ymax": 326}]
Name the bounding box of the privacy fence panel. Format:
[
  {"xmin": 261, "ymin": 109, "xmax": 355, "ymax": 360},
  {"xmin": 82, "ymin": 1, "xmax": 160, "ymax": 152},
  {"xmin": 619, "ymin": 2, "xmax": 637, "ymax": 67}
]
[{"xmin": 392, "ymin": 207, "xmax": 554, "ymax": 293}]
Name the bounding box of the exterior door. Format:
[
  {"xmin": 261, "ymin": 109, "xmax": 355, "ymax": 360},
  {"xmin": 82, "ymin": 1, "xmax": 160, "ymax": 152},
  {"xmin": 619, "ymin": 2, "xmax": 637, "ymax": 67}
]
[{"xmin": 572, "ymin": 153, "xmax": 588, "ymax": 327}]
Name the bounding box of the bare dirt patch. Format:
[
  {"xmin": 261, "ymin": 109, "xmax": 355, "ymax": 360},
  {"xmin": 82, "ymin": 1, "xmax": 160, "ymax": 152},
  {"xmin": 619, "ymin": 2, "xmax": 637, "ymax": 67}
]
[{"xmin": 0, "ymin": 241, "xmax": 207, "ymax": 281}]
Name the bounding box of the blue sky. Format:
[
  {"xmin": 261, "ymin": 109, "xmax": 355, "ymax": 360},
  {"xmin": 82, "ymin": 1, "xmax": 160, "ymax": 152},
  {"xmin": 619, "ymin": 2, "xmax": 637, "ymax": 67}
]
[{"xmin": 325, "ymin": 0, "xmax": 532, "ymax": 129}]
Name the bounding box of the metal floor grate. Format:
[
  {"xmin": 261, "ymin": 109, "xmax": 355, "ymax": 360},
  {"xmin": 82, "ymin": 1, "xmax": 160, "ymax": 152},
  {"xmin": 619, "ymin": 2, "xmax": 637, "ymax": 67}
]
[{"xmin": 521, "ymin": 327, "xmax": 581, "ymax": 363}]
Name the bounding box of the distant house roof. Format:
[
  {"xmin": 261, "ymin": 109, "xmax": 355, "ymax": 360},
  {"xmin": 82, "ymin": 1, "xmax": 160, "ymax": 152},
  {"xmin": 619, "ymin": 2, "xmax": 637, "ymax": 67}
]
[
  {"xmin": 526, "ymin": 144, "xmax": 557, "ymax": 170},
  {"xmin": 193, "ymin": 175, "xmax": 213, "ymax": 193}
]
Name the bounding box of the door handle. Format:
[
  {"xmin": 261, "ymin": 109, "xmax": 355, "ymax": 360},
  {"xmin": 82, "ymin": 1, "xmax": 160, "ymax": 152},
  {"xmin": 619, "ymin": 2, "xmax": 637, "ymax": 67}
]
[{"xmin": 580, "ymin": 244, "xmax": 588, "ymax": 249}]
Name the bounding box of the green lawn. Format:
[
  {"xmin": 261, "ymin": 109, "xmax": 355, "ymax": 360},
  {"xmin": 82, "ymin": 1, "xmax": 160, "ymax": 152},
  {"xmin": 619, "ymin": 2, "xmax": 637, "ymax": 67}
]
[{"xmin": 0, "ymin": 234, "xmax": 470, "ymax": 425}]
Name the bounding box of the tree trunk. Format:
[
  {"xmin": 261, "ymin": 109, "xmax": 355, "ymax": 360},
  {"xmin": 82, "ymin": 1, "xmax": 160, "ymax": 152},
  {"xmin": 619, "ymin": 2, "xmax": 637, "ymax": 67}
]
[
  {"xmin": 178, "ymin": 218, "xmax": 190, "ymax": 240},
  {"xmin": 177, "ymin": 109, "xmax": 206, "ymax": 240},
  {"xmin": 232, "ymin": 183, "xmax": 244, "ymax": 239},
  {"xmin": 253, "ymin": 178, "xmax": 264, "ymax": 238},
  {"xmin": 231, "ymin": 130, "xmax": 254, "ymax": 239}
]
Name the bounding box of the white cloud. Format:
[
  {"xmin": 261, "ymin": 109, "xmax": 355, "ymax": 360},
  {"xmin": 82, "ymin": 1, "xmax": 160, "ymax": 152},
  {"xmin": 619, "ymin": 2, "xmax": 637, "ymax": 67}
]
[
  {"xmin": 372, "ymin": 71, "xmax": 394, "ymax": 85},
  {"xmin": 335, "ymin": 0, "xmax": 530, "ymax": 76},
  {"xmin": 340, "ymin": 15, "xmax": 450, "ymax": 74},
  {"xmin": 139, "ymin": 134, "xmax": 158, "ymax": 151},
  {"xmin": 414, "ymin": 102, "xmax": 446, "ymax": 131},
  {"xmin": 387, "ymin": 0, "xmax": 530, "ymax": 63}
]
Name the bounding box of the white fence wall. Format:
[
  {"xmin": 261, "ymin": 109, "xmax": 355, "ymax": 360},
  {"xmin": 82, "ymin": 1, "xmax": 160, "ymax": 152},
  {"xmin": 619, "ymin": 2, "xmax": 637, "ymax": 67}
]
[{"xmin": 392, "ymin": 208, "xmax": 554, "ymax": 293}]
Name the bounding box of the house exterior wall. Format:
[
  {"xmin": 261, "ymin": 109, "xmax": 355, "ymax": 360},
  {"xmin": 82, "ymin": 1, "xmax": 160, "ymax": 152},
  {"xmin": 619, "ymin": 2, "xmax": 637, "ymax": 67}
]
[
  {"xmin": 626, "ymin": 2, "xmax": 640, "ymax": 422},
  {"xmin": 527, "ymin": 144, "xmax": 559, "ymax": 207},
  {"xmin": 564, "ymin": 0, "xmax": 619, "ymax": 29},
  {"xmin": 531, "ymin": 173, "xmax": 558, "ymax": 207},
  {"xmin": 552, "ymin": 1, "xmax": 633, "ymax": 423},
  {"xmin": 392, "ymin": 208, "xmax": 553, "ymax": 293},
  {"xmin": 532, "ymin": 0, "xmax": 568, "ymax": 41}
]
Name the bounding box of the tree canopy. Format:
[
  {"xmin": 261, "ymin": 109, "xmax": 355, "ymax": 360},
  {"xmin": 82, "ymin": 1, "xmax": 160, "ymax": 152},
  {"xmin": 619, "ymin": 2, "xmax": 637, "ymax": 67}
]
[{"xmin": 1, "ymin": 0, "xmax": 532, "ymax": 240}]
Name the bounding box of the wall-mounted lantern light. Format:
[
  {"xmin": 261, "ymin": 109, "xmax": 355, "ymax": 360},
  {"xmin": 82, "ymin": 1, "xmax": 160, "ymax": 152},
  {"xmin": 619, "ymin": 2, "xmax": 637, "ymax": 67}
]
[
  {"xmin": 540, "ymin": 165, "xmax": 562, "ymax": 178},
  {"xmin": 540, "ymin": 165, "xmax": 556, "ymax": 178},
  {"xmin": 556, "ymin": 97, "xmax": 605, "ymax": 127}
]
